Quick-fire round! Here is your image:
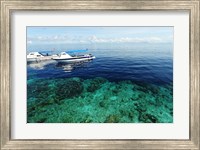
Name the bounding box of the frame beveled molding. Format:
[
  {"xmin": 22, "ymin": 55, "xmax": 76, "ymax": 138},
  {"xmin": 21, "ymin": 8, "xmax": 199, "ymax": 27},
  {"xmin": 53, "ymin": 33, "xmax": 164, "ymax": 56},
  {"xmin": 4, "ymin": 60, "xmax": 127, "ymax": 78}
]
[{"xmin": 0, "ymin": 0, "xmax": 199, "ymax": 149}]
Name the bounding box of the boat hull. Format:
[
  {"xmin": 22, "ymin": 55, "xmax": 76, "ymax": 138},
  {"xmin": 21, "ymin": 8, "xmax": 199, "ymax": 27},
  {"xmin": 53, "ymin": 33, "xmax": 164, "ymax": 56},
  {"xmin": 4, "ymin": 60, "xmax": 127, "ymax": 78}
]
[
  {"xmin": 27, "ymin": 56, "xmax": 56, "ymax": 63},
  {"xmin": 27, "ymin": 58, "xmax": 38, "ymax": 63},
  {"xmin": 53, "ymin": 56, "xmax": 95, "ymax": 63}
]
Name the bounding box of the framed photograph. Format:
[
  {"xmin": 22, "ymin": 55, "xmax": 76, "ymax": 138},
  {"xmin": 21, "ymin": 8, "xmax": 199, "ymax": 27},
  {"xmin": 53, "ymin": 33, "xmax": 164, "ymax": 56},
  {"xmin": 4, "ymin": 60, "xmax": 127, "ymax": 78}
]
[{"xmin": 1, "ymin": 0, "xmax": 199, "ymax": 149}]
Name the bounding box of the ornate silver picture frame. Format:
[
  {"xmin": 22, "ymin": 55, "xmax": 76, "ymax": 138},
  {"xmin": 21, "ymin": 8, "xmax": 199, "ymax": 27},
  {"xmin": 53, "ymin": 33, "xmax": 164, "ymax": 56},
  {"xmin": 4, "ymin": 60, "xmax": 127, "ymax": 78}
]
[{"xmin": 1, "ymin": 1, "xmax": 199, "ymax": 149}]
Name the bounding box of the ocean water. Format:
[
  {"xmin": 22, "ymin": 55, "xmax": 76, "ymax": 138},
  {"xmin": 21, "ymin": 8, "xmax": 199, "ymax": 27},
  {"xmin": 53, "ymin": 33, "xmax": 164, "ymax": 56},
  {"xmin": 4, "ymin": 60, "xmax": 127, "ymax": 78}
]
[{"xmin": 27, "ymin": 43, "xmax": 173, "ymax": 123}]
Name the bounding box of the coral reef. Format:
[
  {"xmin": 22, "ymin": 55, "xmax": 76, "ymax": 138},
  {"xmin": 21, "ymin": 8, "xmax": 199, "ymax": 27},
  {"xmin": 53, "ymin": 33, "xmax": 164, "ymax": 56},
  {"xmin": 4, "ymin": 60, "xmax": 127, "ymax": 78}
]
[
  {"xmin": 55, "ymin": 78, "xmax": 84, "ymax": 101},
  {"xmin": 27, "ymin": 77, "xmax": 173, "ymax": 123}
]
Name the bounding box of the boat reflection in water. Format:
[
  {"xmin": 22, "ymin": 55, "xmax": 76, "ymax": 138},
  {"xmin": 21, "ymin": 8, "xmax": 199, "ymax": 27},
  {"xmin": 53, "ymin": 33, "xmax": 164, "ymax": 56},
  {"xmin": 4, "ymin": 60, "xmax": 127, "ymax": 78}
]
[
  {"xmin": 56, "ymin": 60, "xmax": 93, "ymax": 72},
  {"xmin": 27, "ymin": 60, "xmax": 56, "ymax": 70},
  {"xmin": 27, "ymin": 58, "xmax": 94, "ymax": 72}
]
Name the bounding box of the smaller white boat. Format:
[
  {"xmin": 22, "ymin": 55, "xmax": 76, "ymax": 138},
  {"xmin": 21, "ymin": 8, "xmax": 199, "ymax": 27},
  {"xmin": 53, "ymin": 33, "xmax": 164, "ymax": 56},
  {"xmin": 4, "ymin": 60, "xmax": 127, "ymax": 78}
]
[
  {"xmin": 27, "ymin": 52, "xmax": 44, "ymax": 63},
  {"xmin": 27, "ymin": 52, "xmax": 57, "ymax": 63},
  {"xmin": 53, "ymin": 52, "xmax": 96, "ymax": 63}
]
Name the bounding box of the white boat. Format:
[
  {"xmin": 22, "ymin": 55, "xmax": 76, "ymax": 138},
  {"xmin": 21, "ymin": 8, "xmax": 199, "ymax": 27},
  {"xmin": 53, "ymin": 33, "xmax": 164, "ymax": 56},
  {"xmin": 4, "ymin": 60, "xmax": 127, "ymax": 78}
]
[
  {"xmin": 53, "ymin": 52, "xmax": 96, "ymax": 63},
  {"xmin": 27, "ymin": 52, "xmax": 44, "ymax": 62},
  {"xmin": 27, "ymin": 52, "xmax": 56, "ymax": 63}
]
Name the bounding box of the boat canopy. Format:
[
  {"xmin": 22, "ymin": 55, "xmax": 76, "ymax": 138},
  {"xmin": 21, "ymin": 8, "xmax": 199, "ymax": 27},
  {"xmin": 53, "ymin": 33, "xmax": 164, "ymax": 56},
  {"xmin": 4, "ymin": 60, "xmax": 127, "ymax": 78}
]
[
  {"xmin": 60, "ymin": 52, "xmax": 72, "ymax": 58},
  {"xmin": 27, "ymin": 52, "xmax": 44, "ymax": 56},
  {"xmin": 29, "ymin": 49, "xmax": 89, "ymax": 56}
]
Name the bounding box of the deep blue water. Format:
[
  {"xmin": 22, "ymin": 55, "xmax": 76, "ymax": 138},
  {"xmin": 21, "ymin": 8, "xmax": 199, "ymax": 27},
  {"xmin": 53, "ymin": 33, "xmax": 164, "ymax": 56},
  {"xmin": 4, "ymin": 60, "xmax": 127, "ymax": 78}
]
[{"xmin": 27, "ymin": 43, "xmax": 173, "ymax": 85}]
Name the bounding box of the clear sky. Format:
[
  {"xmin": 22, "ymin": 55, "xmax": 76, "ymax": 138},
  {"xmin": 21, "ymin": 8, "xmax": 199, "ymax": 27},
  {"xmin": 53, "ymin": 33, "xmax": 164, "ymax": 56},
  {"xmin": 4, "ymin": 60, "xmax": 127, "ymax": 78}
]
[{"xmin": 27, "ymin": 27, "xmax": 173, "ymax": 45}]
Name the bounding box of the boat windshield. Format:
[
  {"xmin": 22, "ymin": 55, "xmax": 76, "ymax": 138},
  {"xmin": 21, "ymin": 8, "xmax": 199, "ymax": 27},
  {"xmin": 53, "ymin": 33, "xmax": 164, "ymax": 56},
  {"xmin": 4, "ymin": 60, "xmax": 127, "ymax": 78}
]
[{"xmin": 60, "ymin": 52, "xmax": 72, "ymax": 58}]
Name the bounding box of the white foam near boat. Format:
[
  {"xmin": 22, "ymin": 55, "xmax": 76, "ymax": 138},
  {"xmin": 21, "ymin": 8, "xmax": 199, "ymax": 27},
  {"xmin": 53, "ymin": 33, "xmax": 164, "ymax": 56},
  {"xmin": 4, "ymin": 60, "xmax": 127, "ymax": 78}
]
[{"xmin": 53, "ymin": 52, "xmax": 96, "ymax": 63}]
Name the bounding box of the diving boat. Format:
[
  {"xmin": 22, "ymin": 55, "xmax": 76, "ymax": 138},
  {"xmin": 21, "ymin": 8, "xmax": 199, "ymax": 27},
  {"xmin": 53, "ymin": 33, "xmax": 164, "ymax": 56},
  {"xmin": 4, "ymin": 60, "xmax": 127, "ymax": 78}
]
[
  {"xmin": 53, "ymin": 50, "xmax": 96, "ymax": 63},
  {"xmin": 27, "ymin": 52, "xmax": 45, "ymax": 63},
  {"xmin": 27, "ymin": 52, "xmax": 56, "ymax": 63}
]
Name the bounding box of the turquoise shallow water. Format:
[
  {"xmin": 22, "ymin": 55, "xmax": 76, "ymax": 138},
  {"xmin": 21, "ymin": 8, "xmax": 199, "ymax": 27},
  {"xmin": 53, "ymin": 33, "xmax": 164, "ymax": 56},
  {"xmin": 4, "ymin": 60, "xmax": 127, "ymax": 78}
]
[{"xmin": 27, "ymin": 77, "xmax": 173, "ymax": 123}]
